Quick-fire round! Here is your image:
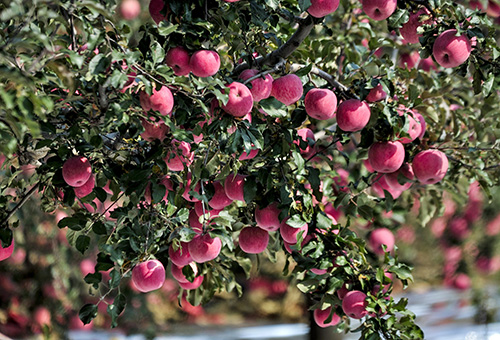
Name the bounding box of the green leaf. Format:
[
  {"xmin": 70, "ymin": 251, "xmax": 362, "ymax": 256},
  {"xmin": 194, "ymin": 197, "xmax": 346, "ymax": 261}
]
[
  {"xmin": 76, "ymin": 235, "xmax": 90, "ymax": 254},
  {"xmin": 259, "ymin": 97, "xmax": 287, "ymax": 117},
  {"xmin": 298, "ymin": 0, "xmax": 312, "ymax": 11},
  {"xmin": 107, "ymin": 293, "xmax": 126, "ymax": 328},
  {"xmin": 79, "ymin": 304, "xmax": 98, "ymax": 325},
  {"xmin": 151, "ymin": 41, "xmax": 165, "ymax": 65},
  {"xmin": 58, "ymin": 217, "xmax": 84, "ymax": 231}
]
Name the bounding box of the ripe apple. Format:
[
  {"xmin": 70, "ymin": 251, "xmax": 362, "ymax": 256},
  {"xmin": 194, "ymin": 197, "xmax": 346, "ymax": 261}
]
[
  {"xmin": 361, "ymin": 0, "xmax": 397, "ymax": 21},
  {"xmin": 188, "ymin": 210, "xmax": 204, "ymax": 234},
  {"xmin": 62, "ymin": 156, "xmax": 92, "ymax": 187},
  {"xmin": 452, "ymin": 273, "xmax": 471, "ymax": 290},
  {"xmin": 412, "ymin": 149, "xmax": 449, "ymax": 184},
  {"xmin": 384, "ymin": 163, "xmax": 414, "ymax": 192},
  {"xmin": 368, "ymin": 141, "xmax": 405, "ymax": 173},
  {"xmin": 295, "ymin": 128, "xmax": 316, "ymax": 158},
  {"xmin": 487, "ymin": 0, "xmax": 500, "ymax": 17},
  {"xmin": 74, "ymin": 174, "xmax": 95, "ymax": 198},
  {"xmin": 189, "ymin": 50, "xmax": 220, "ymax": 77},
  {"xmin": 397, "ymin": 109, "xmax": 422, "ymax": 144},
  {"xmin": 399, "ymin": 8, "xmax": 431, "ymax": 44},
  {"xmin": 398, "ymin": 51, "xmax": 420, "ymax": 70},
  {"xmin": 418, "ymin": 57, "xmax": 437, "ymax": 72},
  {"xmin": 171, "ymin": 262, "xmax": 198, "ymax": 283},
  {"xmin": 307, "ymin": 0, "xmax": 340, "ymax": 18},
  {"xmin": 208, "ymin": 181, "xmax": 233, "ymax": 210},
  {"xmin": 188, "ymin": 233, "xmax": 222, "ymax": 263},
  {"xmin": 369, "ymin": 228, "xmax": 395, "ymax": 255},
  {"xmin": 0, "ymin": 238, "xmax": 14, "ymax": 261},
  {"xmin": 239, "ymin": 69, "xmax": 273, "ymax": 102},
  {"xmin": 178, "ymin": 275, "xmax": 204, "ymax": 290},
  {"xmin": 140, "ymin": 86, "xmax": 174, "ymax": 116},
  {"xmin": 342, "ymin": 290, "xmax": 368, "ymax": 319},
  {"xmin": 194, "ymin": 201, "xmax": 221, "ymax": 218},
  {"xmin": 365, "ymin": 83, "xmax": 387, "ymax": 102},
  {"xmin": 414, "ymin": 112, "xmax": 426, "ymax": 139},
  {"xmin": 313, "ymin": 306, "xmax": 341, "ymax": 328},
  {"xmin": 280, "ymin": 218, "xmax": 308, "ymax": 244},
  {"xmin": 432, "ymin": 29, "xmax": 472, "ymax": 68},
  {"xmin": 255, "ymin": 203, "xmax": 282, "ymax": 231},
  {"xmin": 224, "ymin": 173, "xmax": 246, "ymax": 202},
  {"xmin": 149, "ymin": 0, "xmax": 168, "ymax": 24},
  {"xmin": 132, "ymin": 259, "xmax": 166, "ymax": 293},
  {"xmin": 168, "ymin": 242, "xmax": 193, "ymax": 267},
  {"xmin": 239, "ymin": 148, "xmax": 259, "ymax": 160},
  {"xmin": 181, "ymin": 172, "xmax": 200, "ymax": 203},
  {"xmin": 371, "ymin": 174, "xmax": 403, "ymax": 199},
  {"xmin": 304, "ymin": 88, "xmax": 337, "ymax": 120},
  {"xmin": 164, "ymin": 139, "xmax": 194, "ymax": 171},
  {"xmin": 165, "ymin": 46, "xmax": 191, "ymax": 76},
  {"xmin": 239, "ymin": 227, "xmax": 269, "ymax": 254},
  {"xmin": 271, "ymin": 74, "xmax": 303, "ymax": 106},
  {"xmin": 221, "ymin": 82, "xmax": 254, "ymax": 117},
  {"xmin": 119, "ymin": 0, "xmax": 141, "ymax": 20},
  {"xmin": 336, "ymin": 99, "xmax": 371, "ymax": 132},
  {"xmin": 140, "ymin": 118, "xmax": 168, "ymax": 141}
]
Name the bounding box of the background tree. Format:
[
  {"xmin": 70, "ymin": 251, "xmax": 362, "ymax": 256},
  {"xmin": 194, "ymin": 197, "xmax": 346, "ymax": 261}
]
[{"xmin": 1, "ymin": 0, "xmax": 500, "ymax": 338}]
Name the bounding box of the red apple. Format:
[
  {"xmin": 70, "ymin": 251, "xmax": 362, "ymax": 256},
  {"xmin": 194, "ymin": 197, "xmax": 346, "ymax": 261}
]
[
  {"xmin": 295, "ymin": 128, "xmax": 316, "ymax": 158},
  {"xmin": 342, "ymin": 290, "xmax": 368, "ymax": 319},
  {"xmin": 304, "ymin": 88, "xmax": 337, "ymax": 120},
  {"xmin": 171, "ymin": 262, "xmax": 198, "ymax": 283},
  {"xmin": 149, "ymin": 0, "xmax": 168, "ymax": 24},
  {"xmin": 140, "ymin": 86, "xmax": 174, "ymax": 116},
  {"xmin": 221, "ymin": 82, "xmax": 254, "ymax": 117},
  {"xmin": 132, "ymin": 259, "xmax": 166, "ymax": 293},
  {"xmin": 432, "ymin": 29, "xmax": 472, "ymax": 68},
  {"xmin": 384, "ymin": 163, "xmax": 414, "ymax": 192},
  {"xmin": 165, "ymin": 46, "xmax": 191, "ymax": 76},
  {"xmin": 189, "ymin": 50, "xmax": 220, "ymax": 77},
  {"xmin": 74, "ymin": 174, "xmax": 95, "ymax": 198},
  {"xmin": 140, "ymin": 118, "xmax": 168, "ymax": 141},
  {"xmin": 119, "ymin": 0, "xmax": 141, "ymax": 20},
  {"xmin": 178, "ymin": 275, "xmax": 204, "ymax": 290},
  {"xmin": 62, "ymin": 156, "xmax": 92, "ymax": 187},
  {"xmin": 412, "ymin": 149, "xmax": 448, "ymax": 184},
  {"xmin": 239, "ymin": 69, "xmax": 273, "ymax": 102},
  {"xmin": 313, "ymin": 306, "xmax": 341, "ymax": 328},
  {"xmin": 399, "ymin": 8, "xmax": 431, "ymax": 44},
  {"xmin": 224, "ymin": 173, "xmax": 246, "ymax": 202},
  {"xmin": 368, "ymin": 141, "xmax": 405, "ymax": 173},
  {"xmin": 169, "ymin": 242, "xmax": 193, "ymax": 267},
  {"xmin": 336, "ymin": 99, "xmax": 371, "ymax": 132},
  {"xmin": 280, "ymin": 218, "xmax": 308, "ymax": 244},
  {"xmin": 164, "ymin": 139, "xmax": 194, "ymax": 171},
  {"xmin": 239, "ymin": 227, "xmax": 269, "ymax": 254},
  {"xmin": 397, "ymin": 108, "xmax": 422, "ymax": 144},
  {"xmin": 255, "ymin": 203, "xmax": 281, "ymax": 231},
  {"xmin": 365, "ymin": 83, "xmax": 387, "ymax": 102},
  {"xmin": 208, "ymin": 181, "xmax": 233, "ymax": 210},
  {"xmin": 271, "ymin": 74, "xmax": 303, "ymax": 106},
  {"xmin": 369, "ymin": 228, "xmax": 395, "ymax": 255},
  {"xmin": 418, "ymin": 57, "xmax": 437, "ymax": 72},
  {"xmin": 188, "ymin": 233, "xmax": 222, "ymax": 263},
  {"xmin": 361, "ymin": 0, "xmax": 397, "ymax": 21},
  {"xmin": 0, "ymin": 238, "xmax": 14, "ymax": 261},
  {"xmin": 307, "ymin": 0, "xmax": 340, "ymax": 18}
]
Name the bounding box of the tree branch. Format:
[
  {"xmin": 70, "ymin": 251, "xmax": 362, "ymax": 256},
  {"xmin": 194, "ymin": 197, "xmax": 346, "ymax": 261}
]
[{"xmin": 1, "ymin": 182, "xmax": 40, "ymax": 228}]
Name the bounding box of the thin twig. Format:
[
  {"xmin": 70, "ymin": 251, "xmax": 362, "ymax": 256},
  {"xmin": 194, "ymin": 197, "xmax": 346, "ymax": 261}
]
[{"xmin": 1, "ymin": 182, "xmax": 40, "ymax": 228}]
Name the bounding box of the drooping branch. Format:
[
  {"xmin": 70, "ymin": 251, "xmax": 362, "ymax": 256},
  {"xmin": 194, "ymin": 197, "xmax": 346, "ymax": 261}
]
[
  {"xmin": 1, "ymin": 182, "xmax": 40, "ymax": 228},
  {"xmin": 289, "ymin": 64, "xmax": 353, "ymax": 96}
]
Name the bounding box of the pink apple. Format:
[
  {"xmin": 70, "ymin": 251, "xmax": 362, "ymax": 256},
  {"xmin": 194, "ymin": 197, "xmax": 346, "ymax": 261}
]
[
  {"xmin": 164, "ymin": 139, "xmax": 194, "ymax": 171},
  {"xmin": 171, "ymin": 262, "xmax": 198, "ymax": 283},
  {"xmin": 224, "ymin": 173, "xmax": 246, "ymax": 202},
  {"xmin": 62, "ymin": 156, "xmax": 92, "ymax": 187},
  {"xmin": 165, "ymin": 46, "xmax": 191, "ymax": 76},
  {"xmin": 0, "ymin": 238, "xmax": 14, "ymax": 261},
  {"xmin": 487, "ymin": 0, "xmax": 500, "ymax": 17},
  {"xmin": 295, "ymin": 128, "xmax": 316, "ymax": 158},
  {"xmin": 365, "ymin": 83, "xmax": 387, "ymax": 102},
  {"xmin": 384, "ymin": 163, "xmax": 414, "ymax": 192},
  {"xmin": 342, "ymin": 290, "xmax": 368, "ymax": 319},
  {"xmin": 189, "ymin": 50, "xmax": 220, "ymax": 77},
  {"xmin": 33, "ymin": 307, "xmax": 51, "ymax": 330},
  {"xmin": 371, "ymin": 174, "xmax": 403, "ymax": 199},
  {"xmin": 313, "ymin": 306, "xmax": 341, "ymax": 328},
  {"xmin": 414, "ymin": 112, "xmax": 426, "ymax": 139},
  {"xmin": 74, "ymin": 174, "xmax": 95, "ymax": 198},
  {"xmin": 418, "ymin": 57, "xmax": 437, "ymax": 72},
  {"xmin": 188, "ymin": 233, "xmax": 222, "ymax": 263},
  {"xmin": 280, "ymin": 219, "xmax": 308, "ymax": 244},
  {"xmin": 369, "ymin": 228, "xmax": 395, "ymax": 255},
  {"xmin": 221, "ymin": 82, "xmax": 254, "ymax": 117},
  {"xmin": 140, "ymin": 118, "xmax": 168, "ymax": 141},
  {"xmin": 181, "ymin": 173, "xmax": 201, "ymax": 203},
  {"xmin": 178, "ymin": 275, "xmax": 204, "ymax": 290},
  {"xmin": 239, "ymin": 148, "xmax": 259, "ymax": 160},
  {"xmin": 140, "ymin": 86, "xmax": 174, "ymax": 116},
  {"xmin": 208, "ymin": 181, "xmax": 233, "ymax": 210},
  {"xmin": 432, "ymin": 29, "xmax": 472, "ymax": 68},
  {"xmin": 169, "ymin": 242, "xmax": 193, "ymax": 267},
  {"xmin": 307, "ymin": 0, "xmax": 340, "ymax": 18},
  {"xmin": 255, "ymin": 203, "xmax": 281, "ymax": 231},
  {"xmin": 304, "ymin": 88, "xmax": 337, "ymax": 120},
  {"xmin": 368, "ymin": 141, "xmax": 405, "ymax": 173},
  {"xmin": 132, "ymin": 259, "xmax": 166, "ymax": 293},
  {"xmin": 239, "ymin": 69, "xmax": 273, "ymax": 102},
  {"xmin": 194, "ymin": 201, "xmax": 221, "ymax": 218},
  {"xmin": 361, "ymin": 0, "xmax": 397, "ymax": 21},
  {"xmin": 149, "ymin": 0, "xmax": 168, "ymax": 24},
  {"xmin": 400, "ymin": 8, "xmax": 432, "ymax": 44},
  {"xmin": 397, "ymin": 109, "xmax": 422, "ymax": 144},
  {"xmin": 412, "ymin": 149, "xmax": 448, "ymax": 184},
  {"xmin": 398, "ymin": 51, "xmax": 420, "ymax": 70},
  {"xmin": 271, "ymin": 74, "xmax": 303, "ymax": 106},
  {"xmin": 336, "ymin": 99, "xmax": 371, "ymax": 132},
  {"xmin": 119, "ymin": 0, "xmax": 141, "ymax": 20},
  {"xmin": 188, "ymin": 210, "xmax": 204, "ymax": 234},
  {"xmin": 452, "ymin": 273, "xmax": 471, "ymax": 290},
  {"xmin": 239, "ymin": 227, "xmax": 270, "ymax": 254}
]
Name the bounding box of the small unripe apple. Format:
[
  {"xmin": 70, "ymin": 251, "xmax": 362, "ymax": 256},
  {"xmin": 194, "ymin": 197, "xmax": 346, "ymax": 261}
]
[
  {"xmin": 313, "ymin": 306, "xmax": 341, "ymax": 328},
  {"xmin": 189, "ymin": 50, "xmax": 220, "ymax": 77},
  {"xmin": 432, "ymin": 29, "xmax": 472, "ymax": 68},
  {"xmin": 178, "ymin": 275, "xmax": 204, "ymax": 290},
  {"xmin": 304, "ymin": 88, "xmax": 337, "ymax": 120},
  {"xmin": 132, "ymin": 259, "xmax": 166, "ymax": 293},
  {"xmin": 336, "ymin": 99, "xmax": 371, "ymax": 132},
  {"xmin": 280, "ymin": 219, "xmax": 308, "ymax": 244},
  {"xmin": 74, "ymin": 174, "xmax": 95, "ymax": 198},
  {"xmin": 365, "ymin": 83, "xmax": 387, "ymax": 102},
  {"xmin": 399, "ymin": 8, "xmax": 431, "ymax": 44},
  {"xmin": 221, "ymin": 82, "xmax": 254, "ymax": 117},
  {"xmin": 171, "ymin": 262, "xmax": 198, "ymax": 283},
  {"xmin": 165, "ymin": 46, "xmax": 191, "ymax": 76},
  {"xmin": 208, "ymin": 181, "xmax": 233, "ymax": 210},
  {"xmin": 369, "ymin": 228, "xmax": 395, "ymax": 255},
  {"xmin": 168, "ymin": 242, "xmax": 192, "ymax": 267},
  {"xmin": 239, "ymin": 69, "xmax": 273, "ymax": 102},
  {"xmin": 271, "ymin": 74, "xmax": 303, "ymax": 106},
  {"xmin": 361, "ymin": 0, "xmax": 397, "ymax": 21},
  {"xmin": 0, "ymin": 238, "xmax": 14, "ymax": 261},
  {"xmin": 188, "ymin": 233, "xmax": 222, "ymax": 263},
  {"xmin": 140, "ymin": 86, "xmax": 174, "ymax": 116},
  {"xmin": 239, "ymin": 227, "xmax": 269, "ymax": 254},
  {"xmin": 307, "ymin": 0, "xmax": 340, "ymax": 18},
  {"xmin": 412, "ymin": 149, "xmax": 449, "ymax": 184},
  {"xmin": 255, "ymin": 203, "xmax": 281, "ymax": 231},
  {"xmin": 62, "ymin": 156, "xmax": 92, "ymax": 187},
  {"xmin": 368, "ymin": 141, "xmax": 405, "ymax": 173},
  {"xmin": 119, "ymin": 0, "xmax": 141, "ymax": 20},
  {"xmin": 342, "ymin": 290, "xmax": 368, "ymax": 319},
  {"xmin": 224, "ymin": 173, "xmax": 246, "ymax": 202}
]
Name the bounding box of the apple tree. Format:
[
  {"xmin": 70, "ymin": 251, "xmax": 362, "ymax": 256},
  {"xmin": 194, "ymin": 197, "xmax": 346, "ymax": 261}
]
[{"xmin": 1, "ymin": 0, "xmax": 500, "ymax": 338}]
